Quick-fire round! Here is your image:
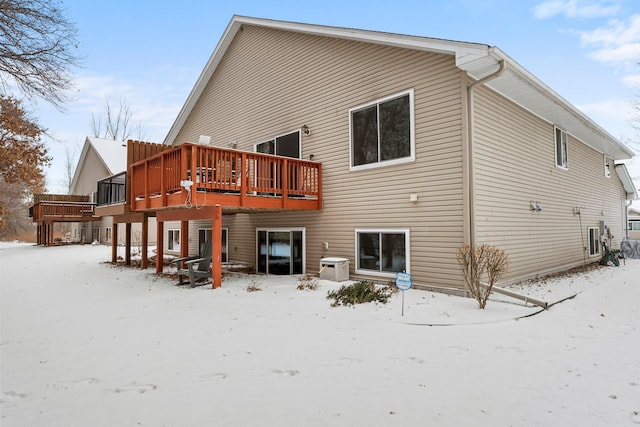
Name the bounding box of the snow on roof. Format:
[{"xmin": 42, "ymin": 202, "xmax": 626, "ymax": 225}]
[
  {"xmin": 87, "ymin": 137, "xmax": 127, "ymax": 174},
  {"xmin": 69, "ymin": 137, "xmax": 127, "ymax": 194}
]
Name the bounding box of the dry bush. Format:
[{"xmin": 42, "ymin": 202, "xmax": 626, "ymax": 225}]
[
  {"xmin": 296, "ymin": 273, "xmax": 319, "ymax": 291},
  {"xmin": 246, "ymin": 278, "xmax": 262, "ymax": 292},
  {"xmin": 456, "ymin": 244, "xmax": 510, "ymax": 309}
]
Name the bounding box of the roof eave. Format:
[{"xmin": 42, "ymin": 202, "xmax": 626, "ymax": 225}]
[
  {"xmin": 459, "ymin": 47, "xmax": 634, "ymax": 161},
  {"xmin": 615, "ymin": 164, "xmax": 639, "ymax": 200},
  {"xmin": 162, "ymin": 15, "xmax": 490, "ymax": 146},
  {"xmin": 162, "ymin": 15, "xmax": 635, "ymax": 162}
]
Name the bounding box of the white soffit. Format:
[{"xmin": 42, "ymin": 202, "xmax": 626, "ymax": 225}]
[
  {"xmin": 459, "ymin": 48, "xmax": 633, "ymax": 160},
  {"xmin": 615, "ymin": 164, "xmax": 639, "ymax": 200}
]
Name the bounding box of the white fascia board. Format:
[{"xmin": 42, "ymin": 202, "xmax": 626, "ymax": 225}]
[
  {"xmin": 235, "ymin": 15, "xmax": 489, "ymax": 56},
  {"xmin": 615, "ymin": 164, "xmax": 639, "ymax": 200},
  {"xmin": 469, "ymin": 47, "xmax": 634, "ymax": 161}
]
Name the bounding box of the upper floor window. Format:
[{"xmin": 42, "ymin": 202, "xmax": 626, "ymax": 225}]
[
  {"xmin": 255, "ymin": 130, "xmax": 301, "ymax": 159},
  {"xmin": 555, "ymin": 127, "xmax": 568, "ymax": 169},
  {"xmin": 604, "ymin": 155, "xmax": 612, "ymax": 178},
  {"xmin": 350, "ymin": 90, "xmax": 415, "ymax": 170}
]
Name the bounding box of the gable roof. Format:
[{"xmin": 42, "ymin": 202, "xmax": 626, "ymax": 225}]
[
  {"xmin": 163, "ymin": 15, "xmax": 634, "ymax": 162},
  {"xmin": 69, "ymin": 137, "xmax": 127, "ymax": 194},
  {"xmin": 616, "ymin": 164, "xmax": 639, "ymax": 200}
]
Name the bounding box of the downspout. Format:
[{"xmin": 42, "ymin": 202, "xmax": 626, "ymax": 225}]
[
  {"xmin": 625, "ymin": 199, "xmax": 632, "ymax": 240},
  {"xmin": 465, "ymin": 59, "xmax": 505, "ymax": 248}
]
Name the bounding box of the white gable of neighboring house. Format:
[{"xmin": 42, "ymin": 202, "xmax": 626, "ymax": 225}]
[{"xmin": 69, "ymin": 137, "xmax": 127, "ymax": 195}]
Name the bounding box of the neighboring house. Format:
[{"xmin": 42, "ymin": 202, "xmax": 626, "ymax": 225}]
[
  {"xmin": 69, "ymin": 137, "xmax": 160, "ymax": 245},
  {"xmin": 130, "ymin": 16, "xmax": 636, "ymax": 292},
  {"xmin": 629, "ymin": 208, "xmax": 640, "ymax": 240},
  {"xmin": 30, "ymin": 137, "xmax": 159, "ymax": 249}
]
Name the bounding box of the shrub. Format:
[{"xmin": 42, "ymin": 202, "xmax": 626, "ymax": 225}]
[
  {"xmin": 296, "ymin": 273, "xmax": 319, "ymax": 291},
  {"xmin": 246, "ymin": 277, "xmax": 262, "ymax": 292},
  {"xmin": 456, "ymin": 244, "xmax": 510, "ymax": 309},
  {"xmin": 326, "ymin": 280, "xmax": 393, "ymax": 307}
]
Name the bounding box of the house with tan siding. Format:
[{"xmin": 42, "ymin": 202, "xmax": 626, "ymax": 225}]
[{"xmin": 137, "ymin": 16, "xmax": 636, "ymax": 292}]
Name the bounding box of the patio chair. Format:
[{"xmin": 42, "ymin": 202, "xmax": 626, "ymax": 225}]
[{"xmin": 172, "ymin": 239, "xmax": 212, "ymax": 287}]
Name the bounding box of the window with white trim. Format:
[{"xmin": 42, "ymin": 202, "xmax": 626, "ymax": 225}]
[
  {"xmin": 168, "ymin": 229, "xmax": 180, "ymax": 252},
  {"xmin": 604, "ymin": 155, "xmax": 612, "ymax": 177},
  {"xmin": 588, "ymin": 227, "xmax": 600, "ymax": 256},
  {"xmin": 555, "ymin": 127, "xmax": 568, "ymax": 169},
  {"xmin": 105, "ymin": 226, "xmax": 112, "ymax": 243},
  {"xmin": 255, "ymin": 130, "xmax": 301, "ymax": 159},
  {"xmin": 355, "ymin": 228, "xmax": 409, "ymax": 276},
  {"xmin": 350, "ymin": 90, "xmax": 415, "ymax": 170},
  {"xmin": 199, "ymin": 228, "xmax": 228, "ymax": 262}
]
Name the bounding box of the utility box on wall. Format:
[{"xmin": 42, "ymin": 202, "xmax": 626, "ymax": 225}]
[{"xmin": 319, "ymin": 257, "xmax": 350, "ymax": 282}]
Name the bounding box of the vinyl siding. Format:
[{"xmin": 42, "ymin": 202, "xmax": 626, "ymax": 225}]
[
  {"xmin": 473, "ymin": 86, "xmax": 628, "ymax": 281},
  {"xmin": 73, "ymin": 147, "xmax": 110, "ymax": 196},
  {"xmin": 171, "ymin": 25, "xmax": 468, "ymax": 290}
]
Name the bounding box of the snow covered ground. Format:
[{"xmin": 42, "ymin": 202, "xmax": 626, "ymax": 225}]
[{"xmin": 1, "ymin": 242, "xmax": 639, "ymax": 426}]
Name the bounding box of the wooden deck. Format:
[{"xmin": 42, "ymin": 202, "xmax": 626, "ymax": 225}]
[
  {"xmin": 129, "ymin": 143, "xmax": 322, "ymax": 212},
  {"xmin": 30, "ymin": 200, "xmax": 96, "ymax": 222},
  {"xmin": 29, "ymin": 195, "xmax": 98, "ymax": 246}
]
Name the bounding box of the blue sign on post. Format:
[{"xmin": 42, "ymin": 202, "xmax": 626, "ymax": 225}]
[
  {"xmin": 395, "ymin": 272, "xmax": 412, "ymax": 291},
  {"xmin": 395, "ymin": 272, "xmax": 412, "ymax": 317}
]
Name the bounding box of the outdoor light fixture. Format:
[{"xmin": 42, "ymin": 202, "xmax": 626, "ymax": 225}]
[
  {"xmin": 530, "ymin": 201, "xmax": 543, "ymax": 211},
  {"xmin": 309, "ymin": 154, "xmax": 315, "ymax": 160},
  {"xmin": 302, "ymin": 124, "xmax": 310, "ymax": 135}
]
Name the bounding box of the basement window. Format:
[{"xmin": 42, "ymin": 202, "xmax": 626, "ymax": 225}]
[
  {"xmin": 588, "ymin": 227, "xmax": 600, "ymax": 256},
  {"xmin": 355, "ymin": 228, "xmax": 410, "ymax": 277}
]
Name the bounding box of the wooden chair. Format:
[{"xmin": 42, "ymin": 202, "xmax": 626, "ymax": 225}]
[{"xmin": 172, "ymin": 239, "xmax": 212, "ymax": 287}]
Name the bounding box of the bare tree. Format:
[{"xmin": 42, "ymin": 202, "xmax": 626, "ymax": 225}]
[
  {"xmin": 64, "ymin": 143, "xmax": 79, "ymax": 193},
  {"xmin": 90, "ymin": 97, "xmax": 146, "ymax": 141},
  {"xmin": 0, "ymin": 0, "xmax": 80, "ymax": 109}
]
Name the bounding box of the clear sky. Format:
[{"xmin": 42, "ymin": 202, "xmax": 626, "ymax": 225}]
[{"xmin": 34, "ymin": 0, "xmax": 640, "ymax": 193}]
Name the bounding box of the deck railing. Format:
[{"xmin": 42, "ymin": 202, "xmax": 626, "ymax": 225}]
[
  {"xmin": 129, "ymin": 143, "xmax": 322, "ymax": 211},
  {"xmin": 31, "ymin": 201, "xmax": 96, "ymax": 221},
  {"xmin": 97, "ymin": 172, "xmax": 127, "ymax": 206}
]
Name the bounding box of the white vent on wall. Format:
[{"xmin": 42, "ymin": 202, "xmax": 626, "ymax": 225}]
[{"xmin": 198, "ymin": 135, "xmax": 211, "ymax": 145}]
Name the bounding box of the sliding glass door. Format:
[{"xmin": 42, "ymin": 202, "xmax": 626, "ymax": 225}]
[{"xmin": 257, "ymin": 229, "xmax": 304, "ymax": 275}]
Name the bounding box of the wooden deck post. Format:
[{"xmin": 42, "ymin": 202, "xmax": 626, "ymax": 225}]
[
  {"xmin": 141, "ymin": 213, "xmax": 148, "ymax": 269},
  {"xmin": 111, "ymin": 222, "xmax": 118, "ymax": 263},
  {"xmin": 212, "ymin": 204, "xmax": 222, "ymax": 289},
  {"xmin": 180, "ymin": 220, "xmax": 189, "ymax": 259},
  {"xmin": 156, "ymin": 219, "xmax": 164, "ymax": 274},
  {"xmin": 125, "ymin": 223, "xmax": 132, "ymax": 265}
]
